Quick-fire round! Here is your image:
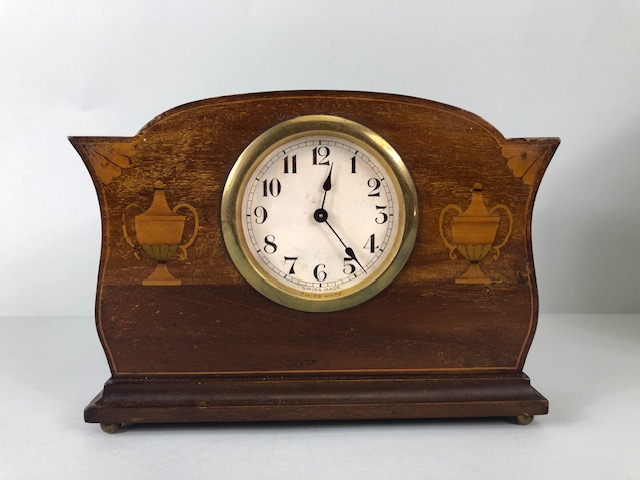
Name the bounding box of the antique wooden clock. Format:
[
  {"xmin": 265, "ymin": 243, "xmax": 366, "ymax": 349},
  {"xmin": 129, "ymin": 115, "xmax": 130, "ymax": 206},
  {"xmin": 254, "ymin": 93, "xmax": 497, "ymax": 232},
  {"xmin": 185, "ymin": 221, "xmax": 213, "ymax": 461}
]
[{"xmin": 70, "ymin": 91, "xmax": 559, "ymax": 433}]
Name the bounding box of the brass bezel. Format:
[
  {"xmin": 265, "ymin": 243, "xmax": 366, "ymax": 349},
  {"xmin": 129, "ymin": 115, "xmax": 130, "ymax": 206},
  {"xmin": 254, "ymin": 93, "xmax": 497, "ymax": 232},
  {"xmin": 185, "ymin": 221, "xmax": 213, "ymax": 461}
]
[{"xmin": 221, "ymin": 115, "xmax": 418, "ymax": 312}]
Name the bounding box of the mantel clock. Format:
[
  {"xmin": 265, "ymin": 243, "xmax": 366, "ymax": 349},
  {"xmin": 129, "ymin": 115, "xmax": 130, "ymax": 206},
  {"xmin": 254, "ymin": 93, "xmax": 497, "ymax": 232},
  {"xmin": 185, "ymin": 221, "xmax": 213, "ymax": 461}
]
[{"xmin": 71, "ymin": 91, "xmax": 559, "ymax": 433}]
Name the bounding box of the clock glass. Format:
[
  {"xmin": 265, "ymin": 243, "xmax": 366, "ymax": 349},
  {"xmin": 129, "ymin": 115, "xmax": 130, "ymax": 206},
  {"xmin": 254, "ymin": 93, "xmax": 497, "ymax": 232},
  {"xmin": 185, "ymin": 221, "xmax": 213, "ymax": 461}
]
[{"xmin": 222, "ymin": 116, "xmax": 418, "ymax": 312}]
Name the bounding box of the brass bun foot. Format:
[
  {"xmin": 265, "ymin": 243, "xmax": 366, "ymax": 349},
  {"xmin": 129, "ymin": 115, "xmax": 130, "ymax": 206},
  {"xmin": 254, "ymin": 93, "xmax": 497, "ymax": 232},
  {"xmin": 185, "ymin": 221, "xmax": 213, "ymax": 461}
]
[
  {"xmin": 100, "ymin": 423, "xmax": 122, "ymax": 434},
  {"xmin": 513, "ymin": 414, "xmax": 534, "ymax": 425}
]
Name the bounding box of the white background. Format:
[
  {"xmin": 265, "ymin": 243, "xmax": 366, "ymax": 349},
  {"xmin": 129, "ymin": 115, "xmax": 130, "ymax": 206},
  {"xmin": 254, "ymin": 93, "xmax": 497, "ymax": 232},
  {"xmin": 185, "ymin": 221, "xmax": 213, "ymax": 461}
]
[
  {"xmin": 0, "ymin": 2, "xmax": 639, "ymax": 479},
  {"xmin": 1, "ymin": 0, "xmax": 639, "ymax": 316}
]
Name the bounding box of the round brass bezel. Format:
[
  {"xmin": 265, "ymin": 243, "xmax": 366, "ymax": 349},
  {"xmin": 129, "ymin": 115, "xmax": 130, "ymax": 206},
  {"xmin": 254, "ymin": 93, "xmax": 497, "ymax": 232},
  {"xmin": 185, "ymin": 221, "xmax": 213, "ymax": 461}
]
[{"xmin": 221, "ymin": 115, "xmax": 418, "ymax": 312}]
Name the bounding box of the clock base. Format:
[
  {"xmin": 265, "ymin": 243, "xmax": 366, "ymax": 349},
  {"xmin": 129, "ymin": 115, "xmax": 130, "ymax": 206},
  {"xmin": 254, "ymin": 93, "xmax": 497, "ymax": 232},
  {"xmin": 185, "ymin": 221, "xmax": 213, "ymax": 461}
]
[{"xmin": 85, "ymin": 374, "xmax": 547, "ymax": 429}]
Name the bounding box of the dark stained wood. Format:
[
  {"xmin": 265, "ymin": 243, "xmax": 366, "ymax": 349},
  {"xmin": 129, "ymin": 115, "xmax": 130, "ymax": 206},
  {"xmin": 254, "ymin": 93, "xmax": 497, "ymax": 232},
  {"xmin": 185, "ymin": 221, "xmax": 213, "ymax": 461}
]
[
  {"xmin": 70, "ymin": 91, "xmax": 558, "ymax": 428},
  {"xmin": 85, "ymin": 374, "xmax": 547, "ymax": 424}
]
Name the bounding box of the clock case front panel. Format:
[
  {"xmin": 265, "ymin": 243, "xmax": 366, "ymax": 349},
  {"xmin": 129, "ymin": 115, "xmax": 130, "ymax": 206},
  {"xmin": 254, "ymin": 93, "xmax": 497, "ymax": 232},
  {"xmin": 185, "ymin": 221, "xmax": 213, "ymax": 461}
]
[{"xmin": 71, "ymin": 91, "xmax": 558, "ymax": 426}]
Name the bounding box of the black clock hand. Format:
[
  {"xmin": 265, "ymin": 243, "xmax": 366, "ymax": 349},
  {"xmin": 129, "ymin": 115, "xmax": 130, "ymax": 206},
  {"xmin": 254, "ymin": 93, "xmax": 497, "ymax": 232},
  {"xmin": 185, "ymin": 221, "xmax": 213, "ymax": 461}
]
[
  {"xmin": 320, "ymin": 163, "xmax": 333, "ymax": 210},
  {"xmin": 344, "ymin": 246, "xmax": 367, "ymax": 274},
  {"xmin": 316, "ymin": 214, "xmax": 367, "ymax": 274},
  {"xmin": 325, "ymin": 221, "xmax": 367, "ymax": 274}
]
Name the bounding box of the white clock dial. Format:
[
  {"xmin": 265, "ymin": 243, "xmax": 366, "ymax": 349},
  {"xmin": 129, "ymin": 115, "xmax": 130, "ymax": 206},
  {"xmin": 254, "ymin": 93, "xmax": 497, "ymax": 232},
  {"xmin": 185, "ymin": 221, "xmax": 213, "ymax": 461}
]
[
  {"xmin": 243, "ymin": 135, "xmax": 401, "ymax": 295},
  {"xmin": 222, "ymin": 116, "xmax": 418, "ymax": 312}
]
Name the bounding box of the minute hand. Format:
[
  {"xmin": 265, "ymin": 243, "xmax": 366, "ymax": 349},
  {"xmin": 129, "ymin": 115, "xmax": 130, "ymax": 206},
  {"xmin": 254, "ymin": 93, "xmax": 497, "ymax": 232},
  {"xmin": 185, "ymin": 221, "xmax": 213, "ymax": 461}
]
[{"xmin": 324, "ymin": 220, "xmax": 367, "ymax": 274}]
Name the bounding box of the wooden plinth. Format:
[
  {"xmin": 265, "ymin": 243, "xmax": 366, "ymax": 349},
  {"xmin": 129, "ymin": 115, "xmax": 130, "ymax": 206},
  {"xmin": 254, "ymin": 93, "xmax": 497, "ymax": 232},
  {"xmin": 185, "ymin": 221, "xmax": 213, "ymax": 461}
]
[{"xmin": 85, "ymin": 374, "xmax": 547, "ymax": 425}]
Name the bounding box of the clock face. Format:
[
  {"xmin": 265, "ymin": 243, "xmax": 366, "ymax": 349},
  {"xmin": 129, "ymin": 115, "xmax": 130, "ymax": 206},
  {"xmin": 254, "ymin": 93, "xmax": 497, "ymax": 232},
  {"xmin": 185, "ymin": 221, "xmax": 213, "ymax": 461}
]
[{"xmin": 222, "ymin": 116, "xmax": 418, "ymax": 312}]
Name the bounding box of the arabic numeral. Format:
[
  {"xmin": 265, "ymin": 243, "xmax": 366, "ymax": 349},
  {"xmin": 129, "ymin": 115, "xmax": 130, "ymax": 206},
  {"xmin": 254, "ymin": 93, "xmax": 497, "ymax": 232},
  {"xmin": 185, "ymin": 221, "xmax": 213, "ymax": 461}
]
[
  {"xmin": 375, "ymin": 205, "xmax": 388, "ymax": 224},
  {"xmin": 283, "ymin": 155, "xmax": 297, "ymax": 174},
  {"xmin": 264, "ymin": 235, "xmax": 277, "ymax": 254},
  {"xmin": 343, "ymin": 257, "xmax": 356, "ymax": 275},
  {"xmin": 312, "ymin": 146, "xmax": 330, "ymax": 165},
  {"xmin": 313, "ymin": 263, "xmax": 327, "ymax": 282},
  {"xmin": 262, "ymin": 179, "xmax": 281, "ymax": 197},
  {"xmin": 367, "ymin": 178, "xmax": 381, "ymax": 196},
  {"xmin": 253, "ymin": 206, "xmax": 268, "ymax": 224},
  {"xmin": 284, "ymin": 256, "xmax": 298, "ymax": 274},
  {"xmin": 363, "ymin": 233, "xmax": 377, "ymax": 253}
]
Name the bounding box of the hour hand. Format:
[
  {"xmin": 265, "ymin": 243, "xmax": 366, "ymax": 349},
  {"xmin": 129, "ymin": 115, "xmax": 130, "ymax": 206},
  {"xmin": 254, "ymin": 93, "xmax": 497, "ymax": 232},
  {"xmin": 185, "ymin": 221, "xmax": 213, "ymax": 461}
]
[
  {"xmin": 323, "ymin": 163, "xmax": 333, "ymax": 191},
  {"xmin": 320, "ymin": 163, "xmax": 333, "ymax": 209}
]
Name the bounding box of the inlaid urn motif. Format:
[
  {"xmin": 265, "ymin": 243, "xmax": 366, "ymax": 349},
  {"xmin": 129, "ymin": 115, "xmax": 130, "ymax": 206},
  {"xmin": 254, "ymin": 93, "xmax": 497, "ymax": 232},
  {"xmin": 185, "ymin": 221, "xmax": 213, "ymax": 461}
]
[
  {"xmin": 438, "ymin": 183, "xmax": 513, "ymax": 284},
  {"xmin": 122, "ymin": 181, "xmax": 199, "ymax": 286}
]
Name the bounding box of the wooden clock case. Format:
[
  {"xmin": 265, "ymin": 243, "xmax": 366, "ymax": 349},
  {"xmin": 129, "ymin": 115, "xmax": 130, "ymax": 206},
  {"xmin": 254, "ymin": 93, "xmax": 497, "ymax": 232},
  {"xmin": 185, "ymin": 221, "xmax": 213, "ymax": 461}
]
[{"xmin": 70, "ymin": 91, "xmax": 559, "ymax": 432}]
